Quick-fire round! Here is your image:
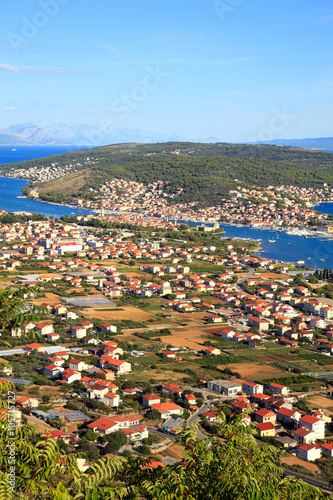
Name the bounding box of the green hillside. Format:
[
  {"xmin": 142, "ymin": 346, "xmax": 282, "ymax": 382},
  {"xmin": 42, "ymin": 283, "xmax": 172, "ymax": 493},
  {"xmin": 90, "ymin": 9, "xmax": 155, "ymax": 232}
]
[{"xmin": 3, "ymin": 142, "xmax": 333, "ymax": 205}]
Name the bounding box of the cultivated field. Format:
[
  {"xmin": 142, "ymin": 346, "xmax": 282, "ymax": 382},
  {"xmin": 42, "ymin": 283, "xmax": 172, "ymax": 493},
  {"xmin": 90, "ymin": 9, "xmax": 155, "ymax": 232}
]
[
  {"xmin": 280, "ymin": 455, "xmax": 320, "ymax": 474},
  {"xmin": 159, "ymin": 324, "xmax": 229, "ymax": 350},
  {"xmin": 81, "ymin": 305, "xmax": 154, "ymax": 321},
  {"xmin": 217, "ymin": 362, "xmax": 286, "ymax": 380},
  {"xmin": 307, "ymin": 395, "xmax": 333, "ymax": 415}
]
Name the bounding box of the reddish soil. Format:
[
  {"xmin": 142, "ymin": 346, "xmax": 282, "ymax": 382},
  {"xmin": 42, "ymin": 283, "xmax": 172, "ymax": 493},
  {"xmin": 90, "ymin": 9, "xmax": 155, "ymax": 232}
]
[
  {"xmin": 307, "ymin": 395, "xmax": 333, "ymax": 415},
  {"xmin": 280, "ymin": 455, "xmax": 320, "ymax": 473},
  {"xmin": 81, "ymin": 306, "xmax": 154, "ymax": 321},
  {"xmin": 217, "ymin": 362, "xmax": 286, "ymax": 380}
]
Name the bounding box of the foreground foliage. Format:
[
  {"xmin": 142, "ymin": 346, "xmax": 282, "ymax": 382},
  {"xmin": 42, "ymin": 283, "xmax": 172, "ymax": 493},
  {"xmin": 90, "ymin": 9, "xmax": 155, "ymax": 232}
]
[{"xmin": 0, "ymin": 405, "xmax": 332, "ymax": 499}]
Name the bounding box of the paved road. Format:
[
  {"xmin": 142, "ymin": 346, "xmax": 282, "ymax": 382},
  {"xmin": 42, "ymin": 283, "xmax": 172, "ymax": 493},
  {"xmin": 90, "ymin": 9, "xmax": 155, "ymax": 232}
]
[
  {"xmin": 236, "ymin": 266, "xmax": 255, "ymax": 290},
  {"xmin": 26, "ymin": 415, "xmax": 53, "ymax": 428},
  {"xmin": 183, "ymin": 385, "xmax": 233, "ymax": 401},
  {"xmin": 283, "ymin": 469, "xmax": 332, "ymax": 493},
  {"xmin": 187, "ymin": 403, "xmax": 209, "ymax": 440}
]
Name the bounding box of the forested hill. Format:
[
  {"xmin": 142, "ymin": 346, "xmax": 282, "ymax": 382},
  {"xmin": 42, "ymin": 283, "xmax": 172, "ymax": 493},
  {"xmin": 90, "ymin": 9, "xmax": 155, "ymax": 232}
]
[{"xmin": 3, "ymin": 142, "xmax": 333, "ymax": 205}]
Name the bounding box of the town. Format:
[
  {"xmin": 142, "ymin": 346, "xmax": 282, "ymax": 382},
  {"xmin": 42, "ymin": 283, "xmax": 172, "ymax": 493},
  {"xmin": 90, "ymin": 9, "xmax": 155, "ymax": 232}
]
[
  {"xmin": 1, "ymin": 211, "xmax": 333, "ymax": 485},
  {"xmin": 8, "ymin": 160, "xmax": 333, "ymax": 234}
]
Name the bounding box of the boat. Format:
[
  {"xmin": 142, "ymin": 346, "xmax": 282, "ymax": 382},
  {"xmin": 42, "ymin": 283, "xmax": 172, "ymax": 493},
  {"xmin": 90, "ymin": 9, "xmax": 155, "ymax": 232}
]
[
  {"xmin": 320, "ymin": 259, "xmax": 325, "ymax": 262},
  {"xmin": 297, "ymin": 260, "xmax": 305, "ymax": 265},
  {"xmin": 11, "ymin": 148, "xmax": 16, "ymax": 151},
  {"xmin": 268, "ymin": 239, "xmax": 276, "ymax": 243}
]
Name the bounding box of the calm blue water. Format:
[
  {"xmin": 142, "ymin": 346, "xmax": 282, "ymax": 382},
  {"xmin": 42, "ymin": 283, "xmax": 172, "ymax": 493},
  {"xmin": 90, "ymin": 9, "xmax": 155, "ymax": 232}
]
[
  {"xmin": 220, "ymin": 224, "xmax": 333, "ymax": 270},
  {"xmin": 0, "ymin": 146, "xmax": 86, "ymax": 166},
  {"xmin": 315, "ymin": 202, "xmax": 333, "ymax": 216},
  {"xmin": 1, "ymin": 147, "xmax": 333, "ymax": 269},
  {"xmin": 0, "ymin": 146, "xmax": 93, "ymax": 217}
]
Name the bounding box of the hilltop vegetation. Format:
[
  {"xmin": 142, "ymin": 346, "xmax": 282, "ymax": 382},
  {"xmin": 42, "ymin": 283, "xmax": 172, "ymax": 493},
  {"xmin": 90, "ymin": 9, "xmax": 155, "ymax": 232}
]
[{"xmin": 3, "ymin": 142, "xmax": 333, "ymax": 206}]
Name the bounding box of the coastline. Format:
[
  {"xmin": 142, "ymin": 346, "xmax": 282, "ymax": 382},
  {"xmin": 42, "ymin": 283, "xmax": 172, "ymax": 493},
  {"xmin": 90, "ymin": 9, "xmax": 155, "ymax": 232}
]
[{"xmin": 17, "ymin": 193, "xmax": 333, "ymax": 242}]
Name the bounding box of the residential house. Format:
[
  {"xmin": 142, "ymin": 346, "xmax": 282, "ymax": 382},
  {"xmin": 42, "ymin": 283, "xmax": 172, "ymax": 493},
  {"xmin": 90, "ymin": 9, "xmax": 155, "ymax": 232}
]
[
  {"xmin": 102, "ymin": 393, "xmax": 120, "ymax": 407},
  {"xmin": 61, "ymin": 369, "xmax": 81, "ymax": 384},
  {"xmin": 16, "ymin": 396, "xmax": 39, "ymax": 408},
  {"xmin": 269, "ymin": 383, "xmax": 289, "ymax": 396},
  {"xmin": 296, "ymin": 444, "xmax": 321, "ymax": 461},
  {"xmin": 205, "ymin": 346, "xmax": 221, "ymax": 356},
  {"xmin": 242, "ymin": 381, "xmax": 263, "ymax": 396},
  {"xmin": 142, "ymin": 393, "xmax": 161, "ymax": 408},
  {"xmin": 150, "ymin": 403, "xmax": 183, "ymax": 419},
  {"xmin": 87, "ymin": 414, "xmax": 140, "ymax": 435},
  {"xmin": 256, "ymin": 422, "xmax": 276, "ymax": 438},
  {"xmin": 299, "ymin": 415, "xmax": 325, "ymax": 440},
  {"xmin": 162, "ymin": 383, "xmax": 183, "ymax": 397},
  {"xmin": 35, "ymin": 322, "xmax": 54, "ymax": 336},
  {"xmin": 69, "ymin": 359, "xmax": 87, "ymax": 372},
  {"xmin": 321, "ymin": 442, "xmax": 333, "ymax": 457},
  {"xmin": 255, "ymin": 409, "xmax": 276, "ymax": 424},
  {"xmin": 71, "ymin": 326, "xmax": 87, "ymax": 339},
  {"xmin": 101, "ymin": 323, "xmax": 117, "ymax": 333},
  {"xmin": 294, "ymin": 427, "xmax": 316, "ymax": 445}
]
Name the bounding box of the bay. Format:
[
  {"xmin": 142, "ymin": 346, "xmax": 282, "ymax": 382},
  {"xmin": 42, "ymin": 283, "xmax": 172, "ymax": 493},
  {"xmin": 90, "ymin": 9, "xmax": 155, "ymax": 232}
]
[
  {"xmin": 0, "ymin": 146, "xmax": 94, "ymax": 217},
  {"xmin": 1, "ymin": 146, "xmax": 333, "ymax": 269},
  {"xmin": 220, "ymin": 224, "xmax": 333, "ymax": 270}
]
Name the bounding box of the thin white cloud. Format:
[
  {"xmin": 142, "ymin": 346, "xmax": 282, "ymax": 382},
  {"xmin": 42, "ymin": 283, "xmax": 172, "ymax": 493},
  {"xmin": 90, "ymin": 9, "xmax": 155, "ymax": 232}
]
[
  {"xmin": 315, "ymin": 15, "xmax": 333, "ymax": 23},
  {"xmin": 2, "ymin": 106, "xmax": 15, "ymax": 111},
  {"xmin": 100, "ymin": 43, "xmax": 124, "ymax": 59},
  {"xmin": 0, "ymin": 64, "xmax": 89, "ymax": 74},
  {"xmin": 104, "ymin": 57, "xmax": 251, "ymax": 66}
]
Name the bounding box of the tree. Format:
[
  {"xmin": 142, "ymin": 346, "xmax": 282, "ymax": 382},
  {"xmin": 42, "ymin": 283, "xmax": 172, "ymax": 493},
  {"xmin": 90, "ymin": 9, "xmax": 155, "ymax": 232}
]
[
  {"xmin": 0, "ymin": 286, "xmax": 46, "ymax": 346},
  {"xmin": 146, "ymin": 409, "xmax": 161, "ymax": 421},
  {"xmin": 125, "ymin": 417, "xmax": 329, "ymax": 499},
  {"xmin": 136, "ymin": 445, "xmax": 151, "ymax": 456},
  {"xmin": 105, "ymin": 431, "xmax": 127, "ymax": 454},
  {"xmin": 0, "ymin": 405, "xmax": 330, "ymax": 499},
  {"xmin": 293, "ymin": 274, "xmax": 305, "ymax": 286}
]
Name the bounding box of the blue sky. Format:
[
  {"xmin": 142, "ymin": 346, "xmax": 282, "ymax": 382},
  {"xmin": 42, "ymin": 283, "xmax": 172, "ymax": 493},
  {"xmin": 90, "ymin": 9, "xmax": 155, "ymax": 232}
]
[{"xmin": 0, "ymin": 0, "xmax": 332, "ymax": 142}]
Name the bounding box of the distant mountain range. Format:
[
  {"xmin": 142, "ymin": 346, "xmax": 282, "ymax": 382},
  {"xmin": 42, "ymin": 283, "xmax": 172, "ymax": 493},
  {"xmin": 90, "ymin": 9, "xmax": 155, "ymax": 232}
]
[
  {"xmin": 249, "ymin": 137, "xmax": 333, "ymax": 152},
  {"xmin": 0, "ymin": 121, "xmax": 219, "ymax": 147},
  {"xmin": 1, "ymin": 122, "xmax": 332, "ymax": 150}
]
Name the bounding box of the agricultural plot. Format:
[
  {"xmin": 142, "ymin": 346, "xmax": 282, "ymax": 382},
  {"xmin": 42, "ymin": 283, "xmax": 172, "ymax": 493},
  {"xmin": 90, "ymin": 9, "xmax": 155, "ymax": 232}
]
[
  {"xmin": 307, "ymin": 395, "xmax": 333, "ymax": 415},
  {"xmin": 217, "ymin": 362, "xmax": 287, "ymax": 380}
]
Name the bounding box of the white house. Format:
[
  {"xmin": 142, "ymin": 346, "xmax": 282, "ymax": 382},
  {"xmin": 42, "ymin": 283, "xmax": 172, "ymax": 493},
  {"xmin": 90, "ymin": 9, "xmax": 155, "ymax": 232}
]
[
  {"xmin": 142, "ymin": 393, "xmax": 161, "ymax": 408},
  {"xmin": 296, "ymin": 444, "xmax": 321, "ymax": 461},
  {"xmin": 35, "ymin": 322, "xmax": 54, "ymax": 336},
  {"xmin": 45, "ymin": 364, "xmax": 64, "ymax": 378},
  {"xmin": 150, "ymin": 403, "xmax": 183, "ymax": 419},
  {"xmin": 299, "ymin": 415, "xmax": 325, "ymax": 440},
  {"xmin": 102, "ymin": 393, "xmax": 120, "ymax": 407},
  {"xmin": 69, "ymin": 359, "xmax": 87, "ymax": 372},
  {"xmin": 321, "ymin": 442, "xmax": 333, "ymax": 457},
  {"xmin": 294, "ymin": 427, "xmax": 316, "ymax": 445},
  {"xmin": 87, "ymin": 414, "xmax": 140, "ymax": 435},
  {"xmin": 101, "ymin": 323, "xmax": 117, "ymax": 333},
  {"xmin": 104, "ymin": 359, "xmax": 131, "ymax": 375},
  {"xmin": 71, "ymin": 326, "xmax": 87, "ymax": 339},
  {"xmin": 242, "ymin": 381, "xmax": 264, "ymax": 396},
  {"xmin": 61, "ymin": 369, "xmax": 81, "ymax": 384},
  {"xmin": 269, "ymin": 383, "xmax": 289, "ymax": 396}
]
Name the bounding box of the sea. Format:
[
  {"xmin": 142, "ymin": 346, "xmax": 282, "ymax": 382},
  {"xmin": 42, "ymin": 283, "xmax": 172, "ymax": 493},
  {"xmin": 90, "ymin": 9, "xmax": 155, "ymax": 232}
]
[
  {"xmin": 1, "ymin": 146, "xmax": 333, "ymax": 269},
  {"xmin": 0, "ymin": 146, "xmax": 93, "ymax": 218}
]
